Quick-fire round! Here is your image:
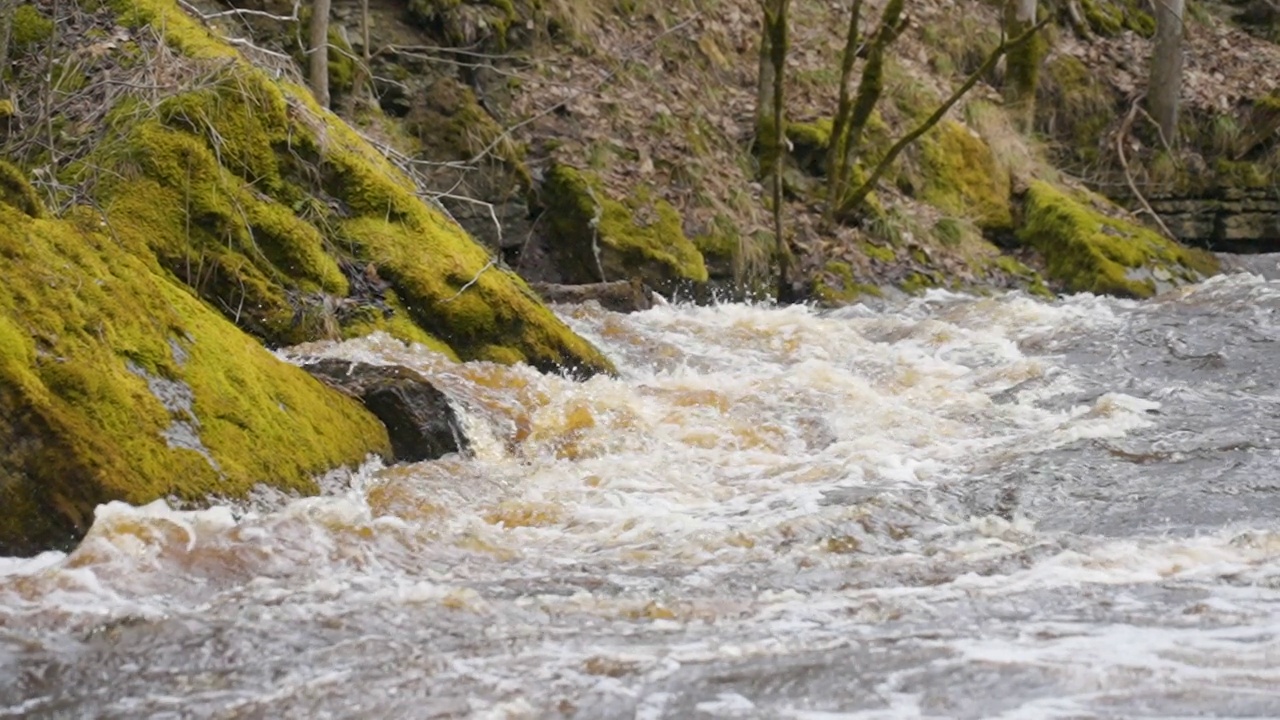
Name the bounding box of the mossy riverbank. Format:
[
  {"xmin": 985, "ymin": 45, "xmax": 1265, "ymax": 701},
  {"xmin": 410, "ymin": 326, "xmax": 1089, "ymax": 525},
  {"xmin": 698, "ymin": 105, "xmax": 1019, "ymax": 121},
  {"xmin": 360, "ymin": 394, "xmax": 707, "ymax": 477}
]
[{"xmin": 0, "ymin": 0, "xmax": 614, "ymax": 554}]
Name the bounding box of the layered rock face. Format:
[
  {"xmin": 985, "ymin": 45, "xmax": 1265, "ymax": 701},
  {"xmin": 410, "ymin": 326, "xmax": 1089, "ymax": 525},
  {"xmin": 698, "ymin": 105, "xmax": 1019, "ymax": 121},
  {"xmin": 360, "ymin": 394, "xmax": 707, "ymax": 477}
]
[{"xmin": 1152, "ymin": 191, "xmax": 1280, "ymax": 253}]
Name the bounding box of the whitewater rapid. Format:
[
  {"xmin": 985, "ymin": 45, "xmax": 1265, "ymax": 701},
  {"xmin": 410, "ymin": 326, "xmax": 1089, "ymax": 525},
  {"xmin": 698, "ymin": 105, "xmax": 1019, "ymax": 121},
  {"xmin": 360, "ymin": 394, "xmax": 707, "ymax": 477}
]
[{"xmin": 4, "ymin": 268, "xmax": 1280, "ymax": 718}]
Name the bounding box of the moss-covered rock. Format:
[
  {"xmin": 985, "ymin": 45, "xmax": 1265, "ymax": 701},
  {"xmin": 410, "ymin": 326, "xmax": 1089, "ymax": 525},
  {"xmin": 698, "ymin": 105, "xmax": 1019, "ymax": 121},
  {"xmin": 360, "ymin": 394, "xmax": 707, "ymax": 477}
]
[
  {"xmin": 540, "ymin": 163, "xmax": 708, "ymax": 288},
  {"xmin": 786, "ymin": 119, "xmax": 833, "ymax": 175},
  {"xmin": 406, "ymin": 0, "xmax": 524, "ymax": 50},
  {"xmin": 919, "ymin": 120, "xmax": 1013, "ymax": 231},
  {"xmin": 812, "ymin": 261, "xmax": 883, "ymax": 306},
  {"xmin": 1080, "ymin": 0, "xmax": 1156, "ymax": 37},
  {"xmin": 0, "ymin": 0, "xmax": 618, "ymax": 553},
  {"xmin": 0, "ymin": 194, "xmax": 391, "ymax": 555},
  {"xmin": 75, "ymin": 0, "xmax": 613, "ymax": 377},
  {"xmin": 1016, "ymin": 181, "xmax": 1218, "ymax": 298}
]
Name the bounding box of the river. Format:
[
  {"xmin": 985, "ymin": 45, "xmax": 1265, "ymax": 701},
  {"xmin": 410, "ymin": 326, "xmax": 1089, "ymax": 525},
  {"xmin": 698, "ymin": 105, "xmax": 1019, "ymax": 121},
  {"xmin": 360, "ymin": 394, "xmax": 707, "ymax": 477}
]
[{"xmin": 3, "ymin": 257, "xmax": 1280, "ymax": 719}]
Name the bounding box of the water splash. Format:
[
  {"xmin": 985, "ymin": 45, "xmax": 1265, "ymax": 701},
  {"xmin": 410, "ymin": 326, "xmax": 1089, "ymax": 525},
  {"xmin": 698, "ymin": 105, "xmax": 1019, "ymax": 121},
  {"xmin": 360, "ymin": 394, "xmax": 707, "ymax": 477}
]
[{"xmin": 5, "ymin": 275, "xmax": 1280, "ymax": 718}]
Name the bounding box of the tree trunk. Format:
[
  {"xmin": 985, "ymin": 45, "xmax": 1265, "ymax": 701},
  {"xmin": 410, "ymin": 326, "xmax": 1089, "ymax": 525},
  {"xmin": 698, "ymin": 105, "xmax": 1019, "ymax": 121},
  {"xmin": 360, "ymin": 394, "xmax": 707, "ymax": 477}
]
[
  {"xmin": 842, "ymin": 16, "xmax": 1049, "ymax": 214},
  {"xmin": 345, "ymin": 0, "xmax": 372, "ymax": 113},
  {"xmin": 1148, "ymin": 0, "xmax": 1186, "ymax": 142},
  {"xmin": 0, "ymin": 0, "xmax": 13, "ymax": 96},
  {"xmin": 309, "ymin": 0, "xmax": 332, "ymax": 108},
  {"xmin": 834, "ymin": 0, "xmax": 903, "ymax": 215},
  {"xmin": 826, "ymin": 0, "xmax": 864, "ymax": 214},
  {"xmin": 1002, "ymin": 0, "xmax": 1041, "ymax": 131},
  {"xmin": 758, "ymin": 0, "xmax": 792, "ymax": 300},
  {"xmin": 755, "ymin": 8, "xmax": 777, "ymax": 174}
]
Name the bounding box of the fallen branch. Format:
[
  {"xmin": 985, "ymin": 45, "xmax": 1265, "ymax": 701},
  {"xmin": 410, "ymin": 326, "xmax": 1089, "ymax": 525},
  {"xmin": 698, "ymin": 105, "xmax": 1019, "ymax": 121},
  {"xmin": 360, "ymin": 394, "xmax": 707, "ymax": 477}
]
[
  {"xmin": 442, "ymin": 259, "xmax": 495, "ymax": 303},
  {"xmin": 180, "ymin": 0, "xmax": 301, "ymax": 23}
]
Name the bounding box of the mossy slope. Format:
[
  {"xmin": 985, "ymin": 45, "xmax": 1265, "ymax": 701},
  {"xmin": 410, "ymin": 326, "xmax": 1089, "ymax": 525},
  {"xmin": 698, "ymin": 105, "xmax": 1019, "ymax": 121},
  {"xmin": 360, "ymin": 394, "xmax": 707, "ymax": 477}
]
[
  {"xmin": 0, "ymin": 191, "xmax": 390, "ymax": 555},
  {"xmin": 919, "ymin": 120, "xmax": 1013, "ymax": 231},
  {"xmin": 1016, "ymin": 181, "xmax": 1218, "ymax": 298},
  {"xmin": 84, "ymin": 0, "xmax": 613, "ymax": 376}
]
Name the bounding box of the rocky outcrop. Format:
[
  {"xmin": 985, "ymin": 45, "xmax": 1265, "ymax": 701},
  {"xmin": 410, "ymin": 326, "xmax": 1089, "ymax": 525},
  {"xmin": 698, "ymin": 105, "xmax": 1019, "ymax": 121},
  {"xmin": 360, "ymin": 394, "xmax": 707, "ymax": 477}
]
[
  {"xmin": 1151, "ymin": 191, "xmax": 1280, "ymax": 253},
  {"xmin": 538, "ymin": 164, "xmax": 709, "ymax": 289},
  {"xmin": 0, "ymin": 180, "xmax": 391, "ymax": 556},
  {"xmin": 303, "ymin": 359, "xmax": 468, "ymax": 463},
  {"xmin": 1016, "ymin": 181, "xmax": 1220, "ymax": 297},
  {"xmin": 3, "ymin": 0, "xmax": 614, "ymax": 378},
  {"xmin": 0, "ymin": 0, "xmax": 620, "ymax": 555},
  {"xmin": 531, "ymin": 280, "xmax": 656, "ymax": 313}
]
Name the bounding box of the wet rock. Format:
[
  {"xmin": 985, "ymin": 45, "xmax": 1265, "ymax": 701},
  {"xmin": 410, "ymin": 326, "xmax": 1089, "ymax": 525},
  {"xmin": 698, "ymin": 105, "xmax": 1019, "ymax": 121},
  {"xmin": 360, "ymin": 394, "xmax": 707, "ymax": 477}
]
[
  {"xmin": 303, "ymin": 359, "xmax": 468, "ymax": 463},
  {"xmin": 530, "ymin": 279, "xmax": 655, "ymax": 313}
]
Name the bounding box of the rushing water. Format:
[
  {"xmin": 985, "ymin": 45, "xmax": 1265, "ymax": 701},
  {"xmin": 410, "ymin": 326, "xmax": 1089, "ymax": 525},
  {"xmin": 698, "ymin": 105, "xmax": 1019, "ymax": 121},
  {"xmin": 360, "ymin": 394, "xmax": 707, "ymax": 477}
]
[{"xmin": 4, "ymin": 260, "xmax": 1280, "ymax": 719}]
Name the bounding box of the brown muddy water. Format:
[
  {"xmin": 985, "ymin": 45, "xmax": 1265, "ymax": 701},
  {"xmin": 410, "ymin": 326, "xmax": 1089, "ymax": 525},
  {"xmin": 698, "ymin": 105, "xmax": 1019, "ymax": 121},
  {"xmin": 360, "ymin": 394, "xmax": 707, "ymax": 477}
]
[{"xmin": 4, "ymin": 261, "xmax": 1280, "ymax": 719}]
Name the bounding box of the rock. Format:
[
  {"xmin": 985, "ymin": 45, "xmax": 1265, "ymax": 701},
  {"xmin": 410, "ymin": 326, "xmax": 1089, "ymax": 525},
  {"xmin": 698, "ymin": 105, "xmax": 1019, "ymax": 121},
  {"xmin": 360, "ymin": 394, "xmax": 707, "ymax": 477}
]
[
  {"xmin": 1149, "ymin": 191, "xmax": 1280, "ymax": 253},
  {"xmin": 1235, "ymin": 0, "xmax": 1280, "ymax": 27},
  {"xmin": 1016, "ymin": 181, "xmax": 1219, "ymax": 298},
  {"xmin": 303, "ymin": 359, "xmax": 468, "ymax": 463},
  {"xmin": 538, "ymin": 163, "xmax": 708, "ymax": 289},
  {"xmin": 530, "ymin": 280, "xmax": 655, "ymax": 313},
  {"xmin": 0, "ymin": 178, "xmax": 392, "ymax": 557},
  {"xmin": 18, "ymin": 0, "xmax": 614, "ymax": 378}
]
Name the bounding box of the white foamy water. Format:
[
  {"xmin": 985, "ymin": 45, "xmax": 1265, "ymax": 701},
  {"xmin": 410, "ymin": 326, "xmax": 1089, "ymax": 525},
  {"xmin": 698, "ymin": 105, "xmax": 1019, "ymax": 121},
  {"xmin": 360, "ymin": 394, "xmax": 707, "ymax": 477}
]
[{"xmin": 4, "ymin": 274, "xmax": 1280, "ymax": 718}]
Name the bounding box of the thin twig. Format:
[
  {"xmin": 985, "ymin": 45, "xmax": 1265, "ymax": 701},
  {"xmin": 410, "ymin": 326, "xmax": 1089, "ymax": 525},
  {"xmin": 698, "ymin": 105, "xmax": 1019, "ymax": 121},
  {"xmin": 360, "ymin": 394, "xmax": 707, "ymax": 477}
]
[
  {"xmin": 442, "ymin": 260, "xmax": 495, "ymax": 303},
  {"xmin": 1117, "ymin": 94, "xmax": 1177, "ymax": 240}
]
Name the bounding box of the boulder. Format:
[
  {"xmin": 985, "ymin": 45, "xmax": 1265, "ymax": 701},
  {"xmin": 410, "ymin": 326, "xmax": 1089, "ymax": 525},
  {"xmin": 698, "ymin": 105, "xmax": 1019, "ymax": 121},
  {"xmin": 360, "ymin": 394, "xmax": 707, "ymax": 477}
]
[
  {"xmin": 1016, "ymin": 181, "xmax": 1220, "ymax": 298},
  {"xmin": 0, "ymin": 188, "xmax": 391, "ymax": 557},
  {"xmin": 530, "ymin": 279, "xmax": 655, "ymax": 313},
  {"xmin": 538, "ymin": 163, "xmax": 708, "ymax": 289},
  {"xmin": 303, "ymin": 359, "xmax": 468, "ymax": 463},
  {"xmin": 8, "ymin": 0, "xmax": 614, "ymax": 378}
]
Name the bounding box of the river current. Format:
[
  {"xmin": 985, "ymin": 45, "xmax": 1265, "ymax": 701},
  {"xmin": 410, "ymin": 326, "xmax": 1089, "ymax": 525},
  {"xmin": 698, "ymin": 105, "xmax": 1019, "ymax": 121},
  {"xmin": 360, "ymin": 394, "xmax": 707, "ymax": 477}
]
[{"xmin": 3, "ymin": 257, "xmax": 1280, "ymax": 719}]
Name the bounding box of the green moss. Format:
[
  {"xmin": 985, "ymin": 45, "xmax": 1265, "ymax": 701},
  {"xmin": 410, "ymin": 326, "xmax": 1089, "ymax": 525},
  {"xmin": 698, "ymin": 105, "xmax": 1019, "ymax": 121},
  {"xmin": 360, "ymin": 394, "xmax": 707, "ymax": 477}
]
[
  {"xmin": 11, "ymin": 5, "xmax": 53, "ymax": 49},
  {"xmin": 0, "ymin": 203, "xmax": 390, "ymax": 555},
  {"xmin": 1037, "ymin": 55, "xmax": 1115, "ymax": 167},
  {"xmin": 813, "ymin": 261, "xmax": 882, "ymax": 306},
  {"xmin": 860, "ymin": 240, "xmax": 897, "ymax": 263},
  {"xmin": 919, "ymin": 120, "xmax": 1013, "ymax": 231},
  {"xmin": 540, "ymin": 164, "xmax": 708, "ymax": 287},
  {"xmin": 340, "ymin": 289, "xmax": 461, "ymax": 361},
  {"xmin": 1016, "ymin": 181, "xmax": 1218, "ymax": 298},
  {"xmin": 993, "ymin": 254, "xmax": 1054, "ymax": 298},
  {"xmin": 90, "ymin": 0, "xmax": 611, "ymax": 377},
  {"xmin": 407, "ymin": 0, "xmax": 519, "ymax": 47},
  {"xmin": 1214, "ymin": 158, "xmax": 1268, "ymax": 188},
  {"xmin": 901, "ymin": 272, "xmax": 936, "ymax": 295},
  {"xmin": 406, "ymin": 77, "xmax": 528, "ymax": 178},
  {"xmin": 327, "ymin": 27, "xmax": 357, "ymax": 94},
  {"xmin": 107, "ymin": 0, "xmax": 239, "ymax": 59},
  {"xmin": 96, "ymin": 114, "xmax": 346, "ymax": 345},
  {"xmin": 1081, "ymin": 0, "xmax": 1155, "ymax": 37},
  {"xmin": 0, "ymin": 161, "xmax": 44, "ymax": 218},
  {"xmin": 692, "ymin": 213, "xmax": 744, "ymax": 281},
  {"xmin": 153, "ymin": 77, "xmax": 291, "ymax": 194},
  {"xmin": 786, "ymin": 119, "xmax": 833, "ymax": 175}
]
